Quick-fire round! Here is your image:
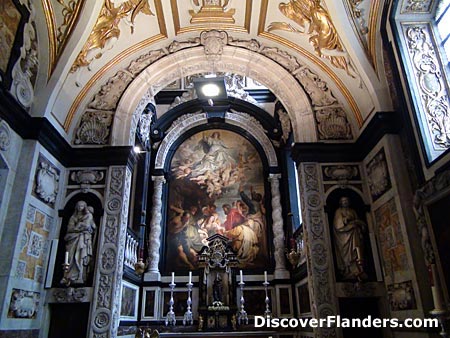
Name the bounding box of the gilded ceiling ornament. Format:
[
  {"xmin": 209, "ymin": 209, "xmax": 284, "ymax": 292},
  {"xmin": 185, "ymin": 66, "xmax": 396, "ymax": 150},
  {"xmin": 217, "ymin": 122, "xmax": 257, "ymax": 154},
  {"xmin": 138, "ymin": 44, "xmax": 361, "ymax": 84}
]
[
  {"xmin": 268, "ymin": 0, "xmax": 359, "ymax": 80},
  {"xmin": 56, "ymin": 0, "xmax": 84, "ymax": 53},
  {"xmin": 189, "ymin": 0, "xmax": 235, "ymax": 24},
  {"xmin": 70, "ymin": 0, "xmax": 154, "ymax": 73}
]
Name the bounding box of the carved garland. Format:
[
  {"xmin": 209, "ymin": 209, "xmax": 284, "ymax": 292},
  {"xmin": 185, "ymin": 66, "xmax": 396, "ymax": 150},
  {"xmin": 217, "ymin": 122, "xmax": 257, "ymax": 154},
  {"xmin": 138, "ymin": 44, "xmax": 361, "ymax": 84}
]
[
  {"xmin": 74, "ymin": 30, "xmax": 352, "ymax": 145},
  {"xmin": 89, "ymin": 166, "xmax": 131, "ymax": 338}
]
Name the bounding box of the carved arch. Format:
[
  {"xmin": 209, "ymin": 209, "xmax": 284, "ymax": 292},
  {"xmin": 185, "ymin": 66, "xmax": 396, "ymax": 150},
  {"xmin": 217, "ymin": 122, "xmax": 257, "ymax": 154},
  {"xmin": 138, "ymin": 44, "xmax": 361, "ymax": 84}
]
[
  {"xmin": 112, "ymin": 45, "xmax": 315, "ymax": 146},
  {"xmin": 154, "ymin": 110, "xmax": 278, "ymax": 169}
]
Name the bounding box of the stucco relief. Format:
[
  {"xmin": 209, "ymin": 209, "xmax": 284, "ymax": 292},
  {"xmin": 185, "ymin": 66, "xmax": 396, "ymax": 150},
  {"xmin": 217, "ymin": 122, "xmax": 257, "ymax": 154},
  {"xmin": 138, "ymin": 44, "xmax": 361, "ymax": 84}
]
[
  {"xmin": 323, "ymin": 165, "xmax": 359, "ymax": 181},
  {"xmin": 404, "ymin": 24, "xmax": 450, "ymax": 151},
  {"xmin": 89, "ymin": 166, "xmax": 131, "ymax": 338},
  {"xmin": 8, "ymin": 289, "xmax": 39, "ymax": 319},
  {"xmin": 200, "ymin": 30, "xmax": 228, "ymax": 60},
  {"xmin": 75, "ymin": 110, "xmax": 114, "ymax": 145},
  {"xmin": 78, "ymin": 30, "xmax": 353, "ymax": 146},
  {"xmin": 34, "ymin": 158, "xmax": 60, "ymax": 206},
  {"xmin": 71, "ymin": 170, "xmax": 105, "ymax": 185},
  {"xmin": 401, "ymin": 0, "xmax": 433, "ymax": 13},
  {"xmin": 366, "ymin": 148, "xmax": 391, "ymax": 201},
  {"xmin": 315, "ymin": 107, "xmax": 353, "ymax": 140},
  {"xmin": 10, "ymin": 3, "xmax": 38, "ymax": 109},
  {"xmin": 298, "ymin": 163, "xmax": 337, "ymax": 337}
]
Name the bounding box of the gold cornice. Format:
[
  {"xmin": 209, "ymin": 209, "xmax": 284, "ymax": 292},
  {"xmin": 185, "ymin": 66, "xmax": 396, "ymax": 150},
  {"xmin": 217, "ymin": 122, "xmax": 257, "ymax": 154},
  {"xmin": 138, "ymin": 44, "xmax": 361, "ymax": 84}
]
[
  {"xmin": 171, "ymin": 0, "xmax": 251, "ymax": 35},
  {"xmin": 259, "ymin": 32, "xmax": 362, "ymax": 127},
  {"xmin": 42, "ymin": 0, "xmax": 57, "ymax": 79},
  {"xmin": 368, "ymin": 0, "xmax": 381, "ymax": 75},
  {"xmin": 64, "ymin": 33, "xmax": 166, "ymax": 131}
]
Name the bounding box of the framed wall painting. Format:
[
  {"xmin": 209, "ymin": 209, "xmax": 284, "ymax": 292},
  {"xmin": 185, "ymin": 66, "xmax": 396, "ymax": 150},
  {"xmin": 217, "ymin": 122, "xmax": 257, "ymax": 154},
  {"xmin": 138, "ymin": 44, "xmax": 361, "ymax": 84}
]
[
  {"xmin": 295, "ymin": 278, "xmax": 312, "ymax": 316},
  {"xmin": 141, "ymin": 287, "xmax": 159, "ymax": 320},
  {"xmin": 165, "ymin": 129, "xmax": 268, "ymax": 271},
  {"xmin": 120, "ymin": 280, "xmax": 139, "ymax": 321},
  {"xmin": 275, "ymin": 285, "xmax": 294, "ymax": 317}
]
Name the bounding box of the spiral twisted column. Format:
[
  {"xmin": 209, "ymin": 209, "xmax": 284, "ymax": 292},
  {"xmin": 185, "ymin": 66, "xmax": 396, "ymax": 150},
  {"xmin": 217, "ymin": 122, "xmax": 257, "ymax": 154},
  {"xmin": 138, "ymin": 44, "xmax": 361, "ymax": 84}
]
[
  {"xmin": 146, "ymin": 175, "xmax": 166, "ymax": 281},
  {"xmin": 269, "ymin": 173, "xmax": 289, "ymax": 279}
]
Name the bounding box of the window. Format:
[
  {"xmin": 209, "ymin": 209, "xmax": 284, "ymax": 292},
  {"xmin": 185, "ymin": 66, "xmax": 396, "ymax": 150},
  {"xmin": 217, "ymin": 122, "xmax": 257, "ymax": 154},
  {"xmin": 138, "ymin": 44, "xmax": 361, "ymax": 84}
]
[
  {"xmin": 391, "ymin": 0, "xmax": 450, "ymax": 164},
  {"xmin": 436, "ymin": 0, "xmax": 450, "ymax": 67}
]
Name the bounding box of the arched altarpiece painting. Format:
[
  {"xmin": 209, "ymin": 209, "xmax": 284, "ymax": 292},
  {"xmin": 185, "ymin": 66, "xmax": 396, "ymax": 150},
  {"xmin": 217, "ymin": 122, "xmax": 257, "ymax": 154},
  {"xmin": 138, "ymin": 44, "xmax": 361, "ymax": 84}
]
[{"xmin": 164, "ymin": 129, "xmax": 269, "ymax": 271}]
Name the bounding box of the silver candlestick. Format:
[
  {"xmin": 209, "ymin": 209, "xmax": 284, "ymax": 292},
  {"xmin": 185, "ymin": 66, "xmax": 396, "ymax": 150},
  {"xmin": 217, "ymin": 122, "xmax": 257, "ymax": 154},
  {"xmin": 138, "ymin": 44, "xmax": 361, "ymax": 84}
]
[
  {"xmin": 183, "ymin": 280, "xmax": 194, "ymax": 325},
  {"xmin": 263, "ymin": 280, "xmax": 272, "ymax": 319},
  {"xmin": 165, "ymin": 281, "xmax": 176, "ymax": 326},
  {"xmin": 237, "ymin": 280, "xmax": 248, "ymax": 325}
]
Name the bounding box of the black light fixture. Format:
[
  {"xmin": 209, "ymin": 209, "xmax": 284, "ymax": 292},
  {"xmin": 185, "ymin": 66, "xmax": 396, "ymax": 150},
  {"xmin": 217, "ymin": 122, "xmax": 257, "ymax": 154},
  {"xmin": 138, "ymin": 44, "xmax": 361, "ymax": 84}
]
[{"xmin": 193, "ymin": 77, "xmax": 227, "ymax": 105}]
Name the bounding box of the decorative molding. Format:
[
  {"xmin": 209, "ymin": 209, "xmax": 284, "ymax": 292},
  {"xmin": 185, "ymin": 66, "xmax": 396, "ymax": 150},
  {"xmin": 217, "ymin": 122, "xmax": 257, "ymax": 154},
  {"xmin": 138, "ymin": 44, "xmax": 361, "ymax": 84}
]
[
  {"xmin": 74, "ymin": 110, "xmax": 114, "ymax": 145},
  {"xmin": 298, "ymin": 163, "xmax": 338, "ymax": 337},
  {"xmin": 34, "ymin": 157, "xmax": 60, "ymax": 206},
  {"xmin": 366, "ymin": 148, "xmax": 391, "ymax": 201},
  {"xmin": 0, "ymin": 118, "xmax": 12, "ymax": 151},
  {"xmin": 403, "ymin": 24, "xmax": 450, "ymax": 153},
  {"xmin": 89, "ymin": 166, "xmax": 132, "ymax": 337},
  {"xmin": 413, "ymin": 169, "xmax": 450, "ymax": 265},
  {"xmin": 8, "ymin": 289, "xmax": 40, "ymax": 319},
  {"xmin": 70, "ymin": 0, "xmax": 155, "ymax": 73}
]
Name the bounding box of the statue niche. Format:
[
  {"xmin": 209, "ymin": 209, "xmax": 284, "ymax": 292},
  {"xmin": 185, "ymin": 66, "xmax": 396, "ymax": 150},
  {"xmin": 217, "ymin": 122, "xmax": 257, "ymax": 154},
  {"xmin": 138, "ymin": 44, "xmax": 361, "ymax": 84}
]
[
  {"xmin": 197, "ymin": 234, "xmax": 238, "ymax": 330},
  {"xmin": 326, "ymin": 189, "xmax": 375, "ymax": 282}
]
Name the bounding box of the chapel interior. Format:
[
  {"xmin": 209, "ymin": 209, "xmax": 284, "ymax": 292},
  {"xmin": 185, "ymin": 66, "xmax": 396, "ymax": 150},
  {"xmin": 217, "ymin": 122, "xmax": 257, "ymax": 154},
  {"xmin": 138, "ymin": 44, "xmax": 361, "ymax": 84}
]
[{"xmin": 0, "ymin": 0, "xmax": 450, "ymax": 337}]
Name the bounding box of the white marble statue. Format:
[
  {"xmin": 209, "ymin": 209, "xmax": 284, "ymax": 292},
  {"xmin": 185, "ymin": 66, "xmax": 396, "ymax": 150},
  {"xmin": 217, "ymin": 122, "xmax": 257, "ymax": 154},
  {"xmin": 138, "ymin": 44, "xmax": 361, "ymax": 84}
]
[
  {"xmin": 63, "ymin": 200, "xmax": 97, "ymax": 284},
  {"xmin": 333, "ymin": 196, "xmax": 366, "ymax": 280}
]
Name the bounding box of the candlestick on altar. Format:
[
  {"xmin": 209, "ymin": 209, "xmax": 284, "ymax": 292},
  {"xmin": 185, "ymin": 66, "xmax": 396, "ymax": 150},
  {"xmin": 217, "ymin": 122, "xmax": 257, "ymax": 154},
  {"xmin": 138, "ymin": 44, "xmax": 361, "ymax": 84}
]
[
  {"xmin": 429, "ymin": 264, "xmax": 449, "ymax": 338},
  {"xmin": 237, "ymin": 271, "xmax": 248, "ymax": 325},
  {"xmin": 263, "ymin": 273, "xmax": 272, "ymax": 320},
  {"xmin": 183, "ymin": 272, "xmax": 193, "ymax": 326},
  {"xmin": 165, "ymin": 275, "xmax": 176, "ymax": 326},
  {"xmin": 64, "ymin": 251, "xmax": 69, "ymax": 265}
]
